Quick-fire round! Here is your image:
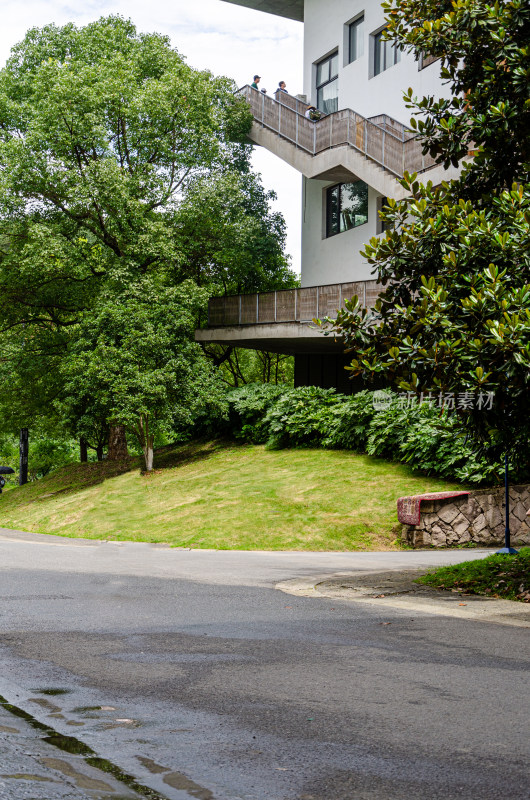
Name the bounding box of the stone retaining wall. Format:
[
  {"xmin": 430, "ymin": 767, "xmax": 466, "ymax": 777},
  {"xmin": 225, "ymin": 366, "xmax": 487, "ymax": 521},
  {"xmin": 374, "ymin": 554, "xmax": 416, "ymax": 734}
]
[{"xmin": 401, "ymin": 485, "xmax": 530, "ymax": 548}]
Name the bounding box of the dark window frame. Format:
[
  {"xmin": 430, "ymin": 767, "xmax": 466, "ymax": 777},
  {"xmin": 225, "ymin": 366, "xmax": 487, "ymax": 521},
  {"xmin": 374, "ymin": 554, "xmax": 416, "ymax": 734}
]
[
  {"xmin": 373, "ymin": 28, "xmax": 401, "ymax": 76},
  {"xmin": 316, "ymin": 51, "xmax": 339, "ymax": 114},
  {"xmin": 376, "ymin": 196, "xmax": 388, "ymax": 235},
  {"xmin": 348, "ymin": 16, "xmax": 365, "ymax": 64},
  {"xmin": 326, "ymin": 180, "xmax": 369, "ymax": 238},
  {"xmin": 418, "ymin": 52, "xmax": 440, "ymax": 70}
]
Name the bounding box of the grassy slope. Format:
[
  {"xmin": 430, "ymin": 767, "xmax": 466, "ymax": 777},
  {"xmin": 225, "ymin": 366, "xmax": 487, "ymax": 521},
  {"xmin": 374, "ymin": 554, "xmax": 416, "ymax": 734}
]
[
  {"xmin": 0, "ymin": 440, "xmax": 466, "ymax": 550},
  {"xmin": 418, "ymin": 549, "xmax": 530, "ymax": 602}
]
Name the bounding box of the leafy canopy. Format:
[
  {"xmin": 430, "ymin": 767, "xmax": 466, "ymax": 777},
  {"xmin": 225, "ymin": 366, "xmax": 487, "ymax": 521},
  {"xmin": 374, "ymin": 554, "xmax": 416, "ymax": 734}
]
[
  {"xmin": 62, "ymin": 279, "xmax": 224, "ymax": 470},
  {"xmin": 0, "ymin": 17, "xmax": 294, "ymax": 456},
  {"xmin": 324, "ymin": 0, "xmax": 530, "ymax": 475}
]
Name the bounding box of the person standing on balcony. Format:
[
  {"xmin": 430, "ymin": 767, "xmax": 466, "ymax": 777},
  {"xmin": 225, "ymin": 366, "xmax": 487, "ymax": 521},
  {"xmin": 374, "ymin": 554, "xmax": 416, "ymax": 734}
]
[
  {"xmin": 251, "ymin": 75, "xmax": 261, "ymax": 90},
  {"xmin": 277, "ymin": 81, "xmax": 288, "ymax": 93}
]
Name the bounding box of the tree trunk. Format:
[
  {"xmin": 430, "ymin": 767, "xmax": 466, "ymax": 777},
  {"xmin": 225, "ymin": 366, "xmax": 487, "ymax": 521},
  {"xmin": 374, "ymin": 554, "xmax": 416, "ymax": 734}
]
[
  {"xmin": 137, "ymin": 414, "xmax": 154, "ymax": 472},
  {"xmin": 108, "ymin": 424, "xmax": 128, "ymax": 460},
  {"xmin": 143, "ymin": 436, "xmax": 154, "ymax": 472},
  {"xmin": 80, "ymin": 438, "xmax": 88, "ymax": 463},
  {"xmin": 96, "ymin": 444, "xmax": 104, "ymax": 461}
]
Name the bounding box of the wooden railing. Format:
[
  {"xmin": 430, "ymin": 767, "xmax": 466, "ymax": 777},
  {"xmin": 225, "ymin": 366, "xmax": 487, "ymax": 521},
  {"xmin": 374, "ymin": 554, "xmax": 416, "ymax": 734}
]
[
  {"xmin": 241, "ymin": 86, "xmax": 436, "ymax": 178},
  {"xmin": 208, "ymin": 280, "xmax": 381, "ymax": 327}
]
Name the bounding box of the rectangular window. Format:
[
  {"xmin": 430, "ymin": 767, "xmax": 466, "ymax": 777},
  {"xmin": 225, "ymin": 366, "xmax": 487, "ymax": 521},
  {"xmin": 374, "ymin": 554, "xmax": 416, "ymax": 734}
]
[
  {"xmin": 418, "ymin": 52, "xmax": 439, "ymax": 70},
  {"xmin": 348, "ymin": 16, "xmax": 364, "ymax": 63},
  {"xmin": 373, "ymin": 29, "xmax": 401, "ymax": 76},
  {"xmin": 376, "ymin": 196, "xmax": 388, "ymax": 235},
  {"xmin": 316, "ymin": 51, "xmax": 339, "ymax": 115},
  {"xmin": 326, "ymin": 181, "xmax": 368, "ymax": 237}
]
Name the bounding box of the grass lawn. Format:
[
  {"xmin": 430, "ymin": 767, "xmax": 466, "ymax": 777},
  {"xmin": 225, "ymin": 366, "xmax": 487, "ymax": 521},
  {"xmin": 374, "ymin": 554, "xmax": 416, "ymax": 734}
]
[
  {"xmin": 0, "ymin": 440, "xmax": 466, "ymax": 550},
  {"xmin": 417, "ymin": 549, "xmax": 530, "ymax": 602}
]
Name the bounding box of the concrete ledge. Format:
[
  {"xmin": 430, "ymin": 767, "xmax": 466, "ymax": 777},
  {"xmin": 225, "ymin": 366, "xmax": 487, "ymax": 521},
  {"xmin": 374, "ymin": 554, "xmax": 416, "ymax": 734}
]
[
  {"xmin": 195, "ymin": 322, "xmax": 344, "ymax": 354},
  {"xmin": 221, "ymin": 0, "xmax": 303, "ymax": 21}
]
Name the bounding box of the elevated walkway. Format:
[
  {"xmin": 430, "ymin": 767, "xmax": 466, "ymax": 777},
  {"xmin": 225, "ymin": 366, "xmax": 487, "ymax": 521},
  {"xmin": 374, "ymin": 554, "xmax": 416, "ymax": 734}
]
[
  {"xmin": 196, "ymin": 279, "xmax": 380, "ymax": 355},
  {"xmin": 241, "ymin": 86, "xmax": 461, "ymax": 198}
]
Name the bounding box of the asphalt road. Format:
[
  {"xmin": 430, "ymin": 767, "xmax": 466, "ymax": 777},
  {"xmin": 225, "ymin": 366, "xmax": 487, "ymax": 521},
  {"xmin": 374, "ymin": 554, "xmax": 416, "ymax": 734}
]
[{"xmin": 0, "ymin": 529, "xmax": 528, "ymax": 800}]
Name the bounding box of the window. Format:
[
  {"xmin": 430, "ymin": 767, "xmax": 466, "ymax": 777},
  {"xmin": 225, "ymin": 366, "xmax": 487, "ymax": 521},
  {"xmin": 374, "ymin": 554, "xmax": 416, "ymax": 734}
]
[
  {"xmin": 376, "ymin": 196, "xmax": 388, "ymax": 235},
  {"xmin": 316, "ymin": 51, "xmax": 339, "ymax": 115},
  {"xmin": 418, "ymin": 52, "xmax": 439, "ymax": 70},
  {"xmin": 348, "ymin": 16, "xmax": 364, "ymax": 63},
  {"xmin": 326, "ymin": 181, "xmax": 368, "ymax": 237},
  {"xmin": 373, "ymin": 29, "xmax": 401, "ymax": 76}
]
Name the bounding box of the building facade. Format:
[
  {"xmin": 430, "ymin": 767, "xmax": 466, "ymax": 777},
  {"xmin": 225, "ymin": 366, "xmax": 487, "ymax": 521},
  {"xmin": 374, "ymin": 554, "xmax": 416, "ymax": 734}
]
[{"xmin": 198, "ymin": 0, "xmax": 456, "ymax": 390}]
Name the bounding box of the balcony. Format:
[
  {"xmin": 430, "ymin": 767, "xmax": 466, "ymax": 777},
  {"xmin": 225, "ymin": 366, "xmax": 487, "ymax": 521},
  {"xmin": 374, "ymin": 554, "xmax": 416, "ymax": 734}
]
[
  {"xmin": 196, "ymin": 280, "xmax": 380, "ymax": 355},
  {"xmin": 241, "ymin": 86, "xmax": 461, "ymax": 196}
]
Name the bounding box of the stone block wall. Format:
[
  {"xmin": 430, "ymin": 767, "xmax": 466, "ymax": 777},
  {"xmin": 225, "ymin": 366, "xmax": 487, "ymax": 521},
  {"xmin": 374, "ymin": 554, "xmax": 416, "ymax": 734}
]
[{"xmin": 401, "ymin": 485, "xmax": 530, "ymax": 548}]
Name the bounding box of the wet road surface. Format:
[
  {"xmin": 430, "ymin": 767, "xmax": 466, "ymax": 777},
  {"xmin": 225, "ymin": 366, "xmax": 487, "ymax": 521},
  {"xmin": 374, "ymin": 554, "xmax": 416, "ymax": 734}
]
[{"xmin": 0, "ymin": 530, "xmax": 527, "ymax": 800}]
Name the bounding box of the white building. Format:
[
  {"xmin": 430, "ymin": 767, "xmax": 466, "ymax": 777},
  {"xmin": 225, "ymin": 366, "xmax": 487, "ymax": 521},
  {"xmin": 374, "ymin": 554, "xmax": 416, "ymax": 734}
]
[{"xmin": 197, "ymin": 0, "xmax": 456, "ymax": 391}]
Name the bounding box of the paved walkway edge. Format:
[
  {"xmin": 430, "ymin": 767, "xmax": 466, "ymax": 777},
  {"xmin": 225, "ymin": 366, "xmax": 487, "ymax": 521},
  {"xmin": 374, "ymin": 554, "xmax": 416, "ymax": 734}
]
[{"xmin": 276, "ymin": 571, "xmax": 530, "ymax": 628}]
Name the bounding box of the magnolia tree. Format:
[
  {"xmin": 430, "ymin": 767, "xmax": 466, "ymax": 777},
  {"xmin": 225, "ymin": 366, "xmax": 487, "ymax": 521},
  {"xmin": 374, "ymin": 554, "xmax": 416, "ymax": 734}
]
[{"xmin": 324, "ymin": 0, "xmax": 530, "ymax": 478}]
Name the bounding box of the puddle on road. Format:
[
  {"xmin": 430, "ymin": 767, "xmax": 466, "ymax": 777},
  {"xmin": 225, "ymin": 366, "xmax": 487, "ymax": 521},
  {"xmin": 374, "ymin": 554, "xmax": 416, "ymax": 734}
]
[
  {"xmin": 137, "ymin": 756, "xmax": 170, "ymax": 775},
  {"xmin": 40, "ymin": 757, "xmax": 115, "ymax": 792},
  {"xmin": 1, "ymin": 692, "xmax": 217, "ymax": 800},
  {"xmin": 1, "ymin": 772, "xmax": 55, "ymax": 782},
  {"xmin": 72, "ymin": 704, "xmax": 116, "ymax": 713},
  {"xmin": 163, "ymin": 771, "xmax": 214, "ymax": 800},
  {"xmin": 29, "ymin": 697, "xmax": 62, "ymax": 712},
  {"xmin": 0, "ymin": 694, "xmax": 168, "ymax": 799}
]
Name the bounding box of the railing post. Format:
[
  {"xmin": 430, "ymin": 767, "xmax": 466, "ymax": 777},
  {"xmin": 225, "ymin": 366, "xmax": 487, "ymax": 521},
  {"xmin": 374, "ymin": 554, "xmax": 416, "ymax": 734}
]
[
  {"xmin": 402, "ymin": 139, "xmax": 406, "ymax": 177},
  {"xmin": 256, "ymin": 293, "xmax": 259, "ymax": 324},
  {"xmin": 363, "ymin": 282, "xmax": 367, "ymax": 308},
  {"xmin": 261, "ymin": 90, "xmax": 265, "ymax": 126},
  {"xmin": 347, "ymin": 113, "xmax": 350, "ymax": 147},
  {"xmin": 208, "ymin": 299, "xmax": 211, "ymax": 327},
  {"xmin": 274, "ymin": 291, "xmax": 277, "ymax": 323},
  {"xmin": 313, "ymin": 119, "xmax": 316, "ymax": 153},
  {"xmin": 239, "ymin": 294, "xmax": 242, "ymax": 325},
  {"xmin": 330, "ymin": 114, "xmax": 333, "ymax": 149},
  {"xmin": 278, "ymin": 100, "xmax": 281, "ymax": 136},
  {"xmin": 294, "ymin": 287, "xmax": 298, "ymax": 321},
  {"xmin": 316, "ymin": 286, "xmax": 319, "ymax": 319},
  {"xmin": 296, "ymin": 111, "xmax": 299, "ymax": 148},
  {"xmin": 339, "ymin": 283, "xmax": 342, "ymax": 311},
  {"xmin": 382, "ymin": 129, "xmax": 386, "ymax": 169},
  {"xmin": 364, "ymin": 120, "xmax": 367, "ymax": 155}
]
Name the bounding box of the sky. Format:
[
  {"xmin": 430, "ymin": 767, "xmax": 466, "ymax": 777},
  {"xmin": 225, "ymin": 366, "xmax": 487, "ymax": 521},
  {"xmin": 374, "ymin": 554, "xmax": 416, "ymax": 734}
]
[{"xmin": 0, "ymin": 0, "xmax": 304, "ymax": 272}]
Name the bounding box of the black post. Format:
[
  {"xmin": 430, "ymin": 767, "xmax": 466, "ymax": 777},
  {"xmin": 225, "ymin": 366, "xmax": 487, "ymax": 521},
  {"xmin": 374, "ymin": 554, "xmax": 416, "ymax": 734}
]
[
  {"xmin": 19, "ymin": 428, "xmax": 28, "ymax": 486},
  {"xmin": 497, "ymin": 451, "xmax": 518, "ymax": 554}
]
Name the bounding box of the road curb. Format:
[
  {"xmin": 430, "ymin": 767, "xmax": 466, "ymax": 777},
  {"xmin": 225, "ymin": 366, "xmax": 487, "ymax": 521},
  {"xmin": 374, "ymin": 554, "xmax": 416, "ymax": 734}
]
[{"xmin": 276, "ymin": 569, "xmax": 530, "ymax": 628}]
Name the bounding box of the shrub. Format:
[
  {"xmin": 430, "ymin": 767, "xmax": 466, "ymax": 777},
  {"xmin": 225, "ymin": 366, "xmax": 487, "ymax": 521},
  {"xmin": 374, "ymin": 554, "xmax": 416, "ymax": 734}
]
[
  {"xmin": 192, "ymin": 382, "xmax": 508, "ymax": 485},
  {"xmin": 323, "ymin": 389, "xmax": 388, "ymax": 451},
  {"xmin": 399, "ymin": 412, "xmax": 501, "ymax": 484},
  {"xmin": 227, "ymin": 383, "xmax": 285, "ymax": 443},
  {"xmin": 367, "ymin": 401, "xmax": 431, "ymax": 459},
  {"xmin": 264, "ymin": 387, "xmax": 347, "ymax": 449}
]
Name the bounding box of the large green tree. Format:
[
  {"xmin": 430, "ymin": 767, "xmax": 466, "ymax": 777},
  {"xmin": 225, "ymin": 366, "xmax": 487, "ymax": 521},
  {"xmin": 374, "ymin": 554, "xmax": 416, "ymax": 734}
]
[
  {"xmin": 325, "ymin": 0, "xmax": 530, "ymax": 478},
  {"xmin": 0, "ymin": 16, "xmax": 294, "ymax": 457},
  {"xmin": 62, "ymin": 280, "xmax": 223, "ymax": 472}
]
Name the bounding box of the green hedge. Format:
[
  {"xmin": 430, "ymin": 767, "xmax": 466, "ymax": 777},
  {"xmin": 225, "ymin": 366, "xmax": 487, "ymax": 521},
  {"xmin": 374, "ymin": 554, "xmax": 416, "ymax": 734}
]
[{"xmin": 203, "ymin": 384, "xmax": 511, "ymax": 485}]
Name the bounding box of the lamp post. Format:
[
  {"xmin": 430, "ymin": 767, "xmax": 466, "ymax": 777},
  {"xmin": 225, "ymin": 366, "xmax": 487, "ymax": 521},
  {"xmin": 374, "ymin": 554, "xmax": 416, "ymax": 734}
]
[{"xmin": 496, "ymin": 451, "xmax": 518, "ymax": 555}]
